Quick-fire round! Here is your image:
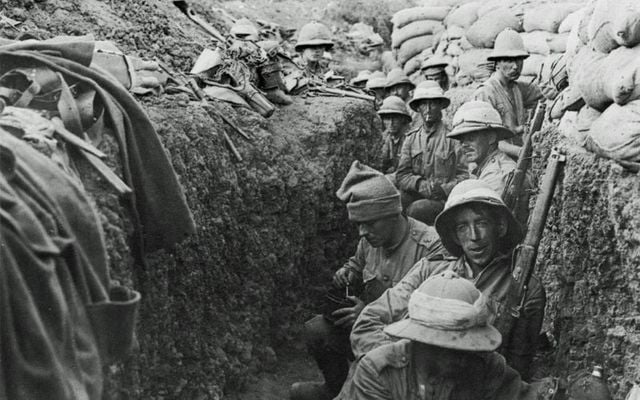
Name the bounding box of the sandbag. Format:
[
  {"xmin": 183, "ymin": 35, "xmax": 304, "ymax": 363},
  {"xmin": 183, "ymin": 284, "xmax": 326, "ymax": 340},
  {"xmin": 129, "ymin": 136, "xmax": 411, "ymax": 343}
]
[
  {"xmin": 457, "ymin": 48, "xmax": 492, "ymax": 75},
  {"xmin": 392, "ymin": 20, "xmax": 443, "ymax": 48},
  {"xmin": 522, "ymin": 54, "xmax": 545, "ymax": 77},
  {"xmin": 476, "ymin": 1, "xmax": 504, "ymax": 18},
  {"xmin": 523, "ymin": 3, "xmax": 583, "ymax": 33},
  {"xmin": 392, "ymin": 6, "xmax": 451, "ymax": 29},
  {"xmin": 559, "ymin": 8, "xmax": 584, "ymax": 33},
  {"xmin": 445, "ymin": 40, "xmax": 464, "ymax": 56},
  {"xmin": 567, "ymin": 45, "xmax": 603, "ymax": 97},
  {"xmin": 445, "ymin": 2, "xmax": 481, "ymax": 29},
  {"xmin": 465, "ymin": 8, "xmax": 521, "ymax": 49},
  {"xmin": 588, "ymin": 100, "xmax": 640, "ymax": 161},
  {"xmin": 588, "ymin": 0, "xmax": 640, "ymax": 54},
  {"xmin": 547, "ymin": 33, "xmax": 569, "ymax": 53},
  {"xmin": 575, "ymin": 45, "xmax": 640, "ymax": 111},
  {"xmin": 521, "ymin": 31, "xmax": 552, "ymax": 55},
  {"xmin": 397, "ymin": 34, "xmax": 435, "ymax": 65},
  {"xmin": 445, "ymin": 25, "xmax": 465, "ymax": 40},
  {"xmin": 403, "ymin": 54, "xmax": 424, "ymax": 75}
]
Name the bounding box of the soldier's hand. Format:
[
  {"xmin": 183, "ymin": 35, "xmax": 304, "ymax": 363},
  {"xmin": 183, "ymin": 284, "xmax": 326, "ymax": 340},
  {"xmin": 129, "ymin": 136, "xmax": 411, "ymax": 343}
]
[
  {"xmin": 333, "ymin": 267, "xmax": 355, "ymax": 288},
  {"xmin": 331, "ymin": 296, "xmax": 365, "ymax": 329}
]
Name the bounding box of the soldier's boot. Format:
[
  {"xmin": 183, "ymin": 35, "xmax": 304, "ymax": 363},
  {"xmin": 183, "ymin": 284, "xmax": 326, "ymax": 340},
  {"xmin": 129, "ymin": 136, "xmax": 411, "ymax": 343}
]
[
  {"xmin": 259, "ymin": 61, "xmax": 293, "ymax": 105},
  {"xmin": 290, "ymin": 381, "xmax": 332, "ymax": 400}
]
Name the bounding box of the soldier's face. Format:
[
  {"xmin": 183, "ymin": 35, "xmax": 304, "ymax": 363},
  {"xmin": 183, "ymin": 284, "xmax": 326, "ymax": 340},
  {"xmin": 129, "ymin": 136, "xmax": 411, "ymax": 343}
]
[
  {"xmin": 414, "ymin": 343, "xmax": 481, "ymax": 378},
  {"xmin": 302, "ymin": 46, "xmax": 325, "ymax": 63},
  {"xmin": 459, "ymin": 130, "xmax": 497, "ymax": 164},
  {"xmin": 423, "ymin": 69, "xmax": 447, "ymax": 91},
  {"xmin": 388, "ymin": 84, "xmax": 412, "ymax": 101},
  {"xmin": 381, "ymin": 114, "xmax": 408, "ymax": 135},
  {"xmin": 415, "ymin": 99, "xmax": 443, "ymax": 124},
  {"xmin": 452, "ymin": 205, "xmax": 507, "ymax": 269},
  {"xmin": 357, "ymin": 215, "xmax": 398, "ymax": 248},
  {"xmin": 495, "ymin": 58, "xmax": 523, "ymax": 81}
]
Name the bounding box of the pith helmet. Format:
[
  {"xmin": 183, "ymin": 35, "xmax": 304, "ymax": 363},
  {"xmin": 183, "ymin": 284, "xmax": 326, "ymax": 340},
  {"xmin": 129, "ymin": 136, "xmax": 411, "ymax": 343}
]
[
  {"xmin": 377, "ymin": 96, "xmax": 411, "ymax": 120},
  {"xmin": 230, "ymin": 18, "xmax": 259, "ymax": 41},
  {"xmin": 350, "ymin": 69, "xmax": 371, "ymax": 85},
  {"xmin": 366, "ymin": 71, "xmax": 387, "ymax": 90},
  {"xmin": 448, "ymin": 100, "xmax": 514, "ymax": 140},
  {"xmin": 408, "ymin": 80, "xmax": 450, "ymax": 111},
  {"xmin": 295, "ymin": 21, "xmax": 334, "ymax": 52},
  {"xmin": 487, "ymin": 28, "xmax": 529, "ymax": 61},
  {"xmin": 434, "ymin": 179, "xmax": 522, "ymax": 256},
  {"xmin": 384, "ymin": 270, "xmax": 502, "ymax": 351},
  {"xmin": 420, "ymin": 56, "xmax": 449, "ymax": 72},
  {"xmin": 385, "ymin": 68, "xmax": 415, "ymax": 90}
]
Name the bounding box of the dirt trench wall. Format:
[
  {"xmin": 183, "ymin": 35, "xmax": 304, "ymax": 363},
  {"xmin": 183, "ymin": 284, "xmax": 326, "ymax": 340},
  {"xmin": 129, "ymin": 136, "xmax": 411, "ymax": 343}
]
[{"xmin": 534, "ymin": 128, "xmax": 640, "ymax": 399}]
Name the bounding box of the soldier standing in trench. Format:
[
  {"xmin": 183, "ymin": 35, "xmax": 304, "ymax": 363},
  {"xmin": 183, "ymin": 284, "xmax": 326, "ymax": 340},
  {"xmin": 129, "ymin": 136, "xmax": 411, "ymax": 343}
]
[
  {"xmin": 395, "ymin": 81, "xmax": 468, "ymax": 226},
  {"xmin": 420, "ymin": 56, "xmax": 450, "ymax": 91},
  {"xmin": 472, "ymin": 28, "xmax": 542, "ymax": 157},
  {"xmin": 290, "ymin": 161, "xmax": 446, "ymax": 400},
  {"xmin": 348, "ymin": 179, "xmax": 545, "ymax": 383},
  {"xmin": 294, "ymin": 21, "xmax": 335, "ymax": 80},
  {"xmin": 377, "ymin": 96, "xmax": 412, "ymax": 180}
]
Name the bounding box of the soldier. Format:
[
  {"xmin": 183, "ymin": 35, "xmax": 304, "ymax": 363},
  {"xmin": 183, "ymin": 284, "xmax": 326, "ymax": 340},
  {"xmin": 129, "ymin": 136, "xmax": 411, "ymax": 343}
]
[
  {"xmin": 350, "ymin": 179, "xmax": 545, "ymax": 381},
  {"xmin": 473, "ymin": 28, "xmax": 542, "ymax": 155},
  {"xmin": 366, "ymin": 71, "xmax": 387, "ymax": 110},
  {"xmin": 351, "ymin": 272, "xmax": 554, "ymax": 400},
  {"xmin": 420, "ymin": 56, "xmax": 449, "ymax": 91},
  {"xmin": 295, "ymin": 21, "xmax": 334, "ymax": 79},
  {"xmin": 350, "ymin": 70, "xmax": 371, "ymax": 88},
  {"xmin": 384, "ymin": 68, "xmax": 415, "ymax": 103},
  {"xmin": 395, "ymin": 81, "xmax": 468, "ymax": 225},
  {"xmin": 377, "ymin": 96, "xmax": 412, "ymax": 176},
  {"xmin": 290, "ymin": 161, "xmax": 445, "ymax": 400}
]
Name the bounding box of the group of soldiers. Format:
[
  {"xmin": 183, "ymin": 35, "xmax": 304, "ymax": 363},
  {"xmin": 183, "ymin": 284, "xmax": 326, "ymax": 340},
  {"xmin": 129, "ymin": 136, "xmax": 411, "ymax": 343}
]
[{"xmin": 283, "ymin": 23, "xmax": 598, "ymax": 400}]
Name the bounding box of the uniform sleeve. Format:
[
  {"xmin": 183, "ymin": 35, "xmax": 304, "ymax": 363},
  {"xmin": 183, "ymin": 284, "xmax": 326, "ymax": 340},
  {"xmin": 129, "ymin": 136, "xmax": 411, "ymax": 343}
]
[
  {"xmin": 344, "ymin": 239, "xmax": 367, "ymax": 274},
  {"xmin": 472, "ymin": 85, "xmax": 492, "ymax": 103},
  {"xmin": 502, "ymin": 276, "xmax": 546, "ymax": 381},
  {"xmin": 440, "ymin": 143, "xmax": 469, "ymax": 196},
  {"xmin": 395, "ymin": 134, "xmax": 422, "ymax": 192},
  {"xmin": 350, "ymin": 260, "xmax": 429, "ymax": 357},
  {"xmin": 482, "ymin": 353, "xmax": 532, "ymax": 400},
  {"xmin": 478, "ymin": 161, "xmax": 510, "ymax": 194},
  {"xmin": 353, "ymin": 354, "xmax": 393, "ymax": 400},
  {"xmin": 519, "ymin": 81, "xmax": 543, "ymax": 109}
]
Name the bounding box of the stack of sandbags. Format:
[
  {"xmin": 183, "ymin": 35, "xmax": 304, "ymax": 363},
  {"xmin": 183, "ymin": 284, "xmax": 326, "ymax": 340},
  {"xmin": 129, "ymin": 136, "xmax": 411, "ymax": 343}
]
[
  {"xmin": 519, "ymin": 3, "xmax": 583, "ymax": 80},
  {"xmin": 465, "ymin": 7, "xmax": 521, "ymax": 49},
  {"xmin": 391, "ymin": 6, "xmax": 449, "ymax": 73}
]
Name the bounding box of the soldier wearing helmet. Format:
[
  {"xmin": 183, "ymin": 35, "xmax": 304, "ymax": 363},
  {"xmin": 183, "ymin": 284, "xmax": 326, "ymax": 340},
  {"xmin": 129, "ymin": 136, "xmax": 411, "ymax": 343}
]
[
  {"xmin": 295, "ymin": 21, "xmax": 335, "ymax": 79},
  {"xmin": 290, "ymin": 161, "xmax": 445, "ymax": 400},
  {"xmin": 420, "ymin": 56, "xmax": 450, "ymax": 91},
  {"xmin": 395, "ymin": 81, "xmax": 468, "ymax": 226},
  {"xmin": 366, "ymin": 71, "xmax": 388, "ymax": 110},
  {"xmin": 472, "ymin": 28, "xmax": 542, "ymax": 156},
  {"xmin": 377, "ymin": 96, "xmax": 412, "ymax": 176},
  {"xmin": 384, "ymin": 68, "xmax": 415, "ymax": 103},
  {"xmin": 349, "ymin": 179, "xmax": 546, "ymax": 381},
  {"xmin": 350, "ymin": 272, "xmax": 555, "ymax": 400}
]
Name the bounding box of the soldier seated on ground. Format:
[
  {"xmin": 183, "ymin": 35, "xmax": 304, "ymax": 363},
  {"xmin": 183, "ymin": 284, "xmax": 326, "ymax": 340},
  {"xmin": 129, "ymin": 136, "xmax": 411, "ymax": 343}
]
[
  {"xmin": 420, "ymin": 56, "xmax": 450, "ymax": 91},
  {"xmin": 384, "ymin": 68, "xmax": 415, "ymax": 103},
  {"xmin": 351, "ymin": 271, "xmax": 555, "ymax": 400},
  {"xmin": 395, "ymin": 81, "xmax": 468, "ymax": 226},
  {"xmin": 377, "ymin": 96, "xmax": 412, "ymax": 177},
  {"xmin": 350, "ymin": 179, "xmax": 545, "ymax": 382},
  {"xmin": 366, "ymin": 71, "xmax": 387, "ymax": 110},
  {"xmin": 447, "ymin": 101, "xmax": 531, "ymax": 225},
  {"xmin": 290, "ymin": 161, "xmax": 445, "ymax": 400},
  {"xmin": 294, "ymin": 21, "xmax": 335, "ymax": 79}
]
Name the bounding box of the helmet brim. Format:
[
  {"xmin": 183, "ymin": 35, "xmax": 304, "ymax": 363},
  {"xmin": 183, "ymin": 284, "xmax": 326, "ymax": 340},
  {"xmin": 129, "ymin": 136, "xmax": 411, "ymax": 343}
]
[
  {"xmin": 409, "ymin": 96, "xmax": 450, "ymax": 111},
  {"xmin": 448, "ymin": 124, "xmax": 514, "ymax": 141},
  {"xmin": 295, "ymin": 39, "xmax": 334, "ymax": 52},
  {"xmin": 487, "ymin": 51, "xmax": 529, "ymax": 61}
]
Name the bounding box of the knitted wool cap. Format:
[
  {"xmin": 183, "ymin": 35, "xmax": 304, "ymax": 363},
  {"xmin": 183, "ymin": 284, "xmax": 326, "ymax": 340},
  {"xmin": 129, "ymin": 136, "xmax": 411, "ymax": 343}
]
[{"xmin": 336, "ymin": 161, "xmax": 402, "ymax": 222}]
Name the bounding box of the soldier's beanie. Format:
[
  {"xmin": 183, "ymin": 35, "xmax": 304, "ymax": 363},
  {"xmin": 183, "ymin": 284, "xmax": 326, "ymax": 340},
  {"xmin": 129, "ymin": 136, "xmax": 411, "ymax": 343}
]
[{"xmin": 336, "ymin": 161, "xmax": 402, "ymax": 222}]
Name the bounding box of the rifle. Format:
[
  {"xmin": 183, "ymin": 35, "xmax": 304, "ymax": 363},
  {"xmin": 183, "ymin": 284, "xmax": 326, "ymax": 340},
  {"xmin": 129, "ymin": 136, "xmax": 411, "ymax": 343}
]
[
  {"xmin": 507, "ymin": 148, "xmax": 566, "ymax": 323},
  {"xmin": 502, "ymin": 101, "xmax": 547, "ymax": 213},
  {"xmin": 308, "ymin": 86, "xmax": 374, "ymax": 102}
]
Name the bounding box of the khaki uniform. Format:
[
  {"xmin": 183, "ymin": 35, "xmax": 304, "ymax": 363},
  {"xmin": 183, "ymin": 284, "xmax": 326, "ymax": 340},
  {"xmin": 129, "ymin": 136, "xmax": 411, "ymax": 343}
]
[
  {"xmin": 305, "ymin": 217, "xmax": 446, "ymax": 395},
  {"xmin": 396, "ymin": 122, "xmax": 468, "ymax": 199},
  {"xmin": 471, "ymin": 148, "xmax": 516, "ymax": 194},
  {"xmin": 381, "ymin": 132, "xmax": 406, "ymax": 175},
  {"xmin": 351, "ymin": 253, "xmax": 545, "ymax": 381},
  {"xmin": 352, "ymin": 340, "xmax": 555, "ymax": 400},
  {"xmin": 472, "ymin": 75, "xmax": 542, "ymax": 145}
]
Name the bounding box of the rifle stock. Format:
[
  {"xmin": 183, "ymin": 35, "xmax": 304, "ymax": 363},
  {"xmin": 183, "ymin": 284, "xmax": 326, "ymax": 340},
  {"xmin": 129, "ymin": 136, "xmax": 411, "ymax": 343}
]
[
  {"xmin": 502, "ymin": 101, "xmax": 547, "ymax": 212},
  {"xmin": 310, "ymin": 86, "xmax": 374, "ymax": 102},
  {"xmin": 509, "ymin": 148, "xmax": 566, "ymax": 320}
]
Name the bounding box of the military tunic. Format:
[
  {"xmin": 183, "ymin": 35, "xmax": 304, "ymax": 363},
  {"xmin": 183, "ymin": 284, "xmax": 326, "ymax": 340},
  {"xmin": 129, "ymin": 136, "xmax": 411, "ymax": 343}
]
[
  {"xmin": 352, "ymin": 340, "xmax": 555, "ymax": 400},
  {"xmin": 381, "ymin": 132, "xmax": 406, "ymax": 175},
  {"xmin": 396, "ymin": 122, "xmax": 468, "ymax": 200},
  {"xmin": 350, "ymin": 253, "xmax": 545, "ymax": 381},
  {"xmin": 471, "ymin": 148, "xmax": 516, "ymax": 194}
]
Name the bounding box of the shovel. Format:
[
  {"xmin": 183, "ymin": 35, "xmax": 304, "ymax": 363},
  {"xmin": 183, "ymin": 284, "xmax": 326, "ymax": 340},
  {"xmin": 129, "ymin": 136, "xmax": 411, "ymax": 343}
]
[{"xmin": 173, "ymin": 1, "xmax": 226, "ymax": 43}]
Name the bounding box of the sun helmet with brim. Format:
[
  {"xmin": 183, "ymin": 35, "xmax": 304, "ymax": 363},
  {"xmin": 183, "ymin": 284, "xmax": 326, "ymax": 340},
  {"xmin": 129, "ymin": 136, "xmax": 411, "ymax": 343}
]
[
  {"xmin": 377, "ymin": 95, "xmax": 412, "ymax": 120},
  {"xmin": 366, "ymin": 71, "xmax": 387, "ymax": 90},
  {"xmin": 408, "ymin": 80, "xmax": 450, "ymax": 111},
  {"xmin": 295, "ymin": 21, "xmax": 334, "ymax": 52},
  {"xmin": 384, "ymin": 270, "xmax": 502, "ymax": 351},
  {"xmin": 487, "ymin": 28, "xmax": 529, "ymax": 61},
  {"xmin": 385, "ymin": 68, "xmax": 416, "ymax": 90},
  {"xmin": 434, "ymin": 179, "xmax": 522, "ymax": 257},
  {"xmin": 447, "ymin": 100, "xmax": 514, "ymax": 140}
]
